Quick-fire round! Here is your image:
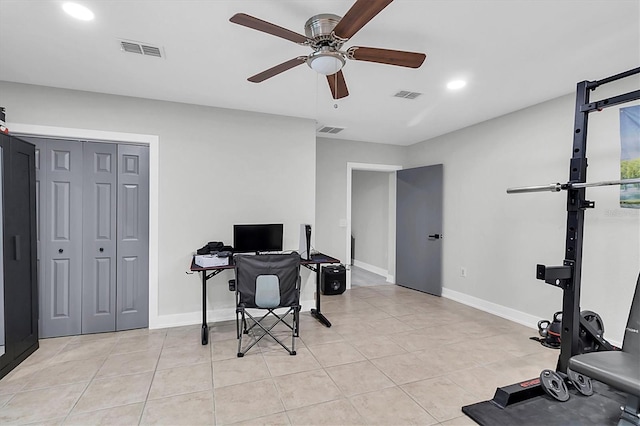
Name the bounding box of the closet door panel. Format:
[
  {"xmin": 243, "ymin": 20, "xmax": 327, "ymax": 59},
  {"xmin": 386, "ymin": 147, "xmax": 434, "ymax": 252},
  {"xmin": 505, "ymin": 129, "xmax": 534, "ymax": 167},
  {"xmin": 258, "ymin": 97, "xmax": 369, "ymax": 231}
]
[
  {"xmin": 26, "ymin": 138, "xmax": 46, "ymax": 338},
  {"xmin": 116, "ymin": 145, "xmax": 149, "ymax": 330},
  {"xmin": 82, "ymin": 143, "xmax": 117, "ymax": 334},
  {"xmin": 42, "ymin": 140, "xmax": 83, "ymax": 337}
]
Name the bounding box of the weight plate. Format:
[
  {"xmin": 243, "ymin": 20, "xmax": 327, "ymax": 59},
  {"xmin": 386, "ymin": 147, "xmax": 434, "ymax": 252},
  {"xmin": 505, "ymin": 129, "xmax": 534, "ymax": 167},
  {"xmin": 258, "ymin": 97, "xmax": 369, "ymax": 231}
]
[
  {"xmin": 567, "ymin": 368, "xmax": 594, "ymax": 396},
  {"xmin": 581, "ymin": 310, "xmax": 605, "ymax": 335},
  {"xmin": 540, "ymin": 369, "xmax": 570, "ymax": 402}
]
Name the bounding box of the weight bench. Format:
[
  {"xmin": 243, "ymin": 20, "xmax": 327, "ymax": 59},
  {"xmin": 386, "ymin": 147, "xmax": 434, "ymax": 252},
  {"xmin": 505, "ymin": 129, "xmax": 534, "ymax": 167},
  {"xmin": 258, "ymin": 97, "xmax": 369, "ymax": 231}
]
[{"xmin": 569, "ymin": 273, "xmax": 640, "ymax": 426}]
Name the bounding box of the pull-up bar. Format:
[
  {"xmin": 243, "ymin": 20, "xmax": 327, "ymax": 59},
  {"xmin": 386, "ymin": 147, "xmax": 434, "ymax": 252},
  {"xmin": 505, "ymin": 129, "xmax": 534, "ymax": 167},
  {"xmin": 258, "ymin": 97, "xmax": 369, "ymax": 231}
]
[{"xmin": 506, "ymin": 177, "xmax": 640, "ymax": 194}]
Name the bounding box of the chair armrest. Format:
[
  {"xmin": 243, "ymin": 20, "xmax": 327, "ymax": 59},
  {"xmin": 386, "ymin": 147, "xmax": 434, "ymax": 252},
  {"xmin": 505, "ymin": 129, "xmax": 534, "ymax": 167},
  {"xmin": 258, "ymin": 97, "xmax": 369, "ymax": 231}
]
[{"xmin": 228, "ymin": 279, "xmax": 236, "ymax": 291}]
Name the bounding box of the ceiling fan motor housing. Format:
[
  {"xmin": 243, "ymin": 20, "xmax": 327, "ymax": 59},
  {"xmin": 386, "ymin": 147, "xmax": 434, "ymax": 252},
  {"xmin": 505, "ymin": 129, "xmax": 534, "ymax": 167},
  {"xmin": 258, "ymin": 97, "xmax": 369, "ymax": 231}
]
[
  {"xmin": 304, "ymin": 14, "xmax": 344, "ymax": 49},
  {"xmin": 304, "ymin": 13, "xmax": 347, "ymax": 75}
]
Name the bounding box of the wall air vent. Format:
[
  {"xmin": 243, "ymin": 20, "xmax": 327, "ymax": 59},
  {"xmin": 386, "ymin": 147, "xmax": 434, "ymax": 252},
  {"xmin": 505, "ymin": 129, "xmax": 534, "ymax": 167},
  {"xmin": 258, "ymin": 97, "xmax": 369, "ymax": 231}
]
[
  {"xmin": 394, "ymin": 90, "xmax": 422, "ymax": 99},
  {"xmin": 317, "ymin": 126, "xmax": 345, "ymax": 134},
  {"xmin": 119, "ymin": 40, "xmax": 164, "ymax": 58}
]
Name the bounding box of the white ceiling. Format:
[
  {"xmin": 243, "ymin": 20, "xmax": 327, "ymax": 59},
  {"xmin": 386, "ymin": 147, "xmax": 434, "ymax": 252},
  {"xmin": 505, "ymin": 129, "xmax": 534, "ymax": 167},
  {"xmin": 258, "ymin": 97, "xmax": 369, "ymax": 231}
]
[{"xmin": 0, "ymin": 0, "xmax": 638, "ymax": 146}]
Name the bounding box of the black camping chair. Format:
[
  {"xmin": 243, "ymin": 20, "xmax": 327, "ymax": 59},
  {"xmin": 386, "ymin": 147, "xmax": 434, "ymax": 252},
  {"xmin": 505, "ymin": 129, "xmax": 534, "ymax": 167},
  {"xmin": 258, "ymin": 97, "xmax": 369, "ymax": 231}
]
[
  {"xmin": 569, "ymin": 273, "xmax": 640, "ymax": 426},
  {"xmin": 230, "ymin": 253, "xmax": 301, "ymax": 357}
]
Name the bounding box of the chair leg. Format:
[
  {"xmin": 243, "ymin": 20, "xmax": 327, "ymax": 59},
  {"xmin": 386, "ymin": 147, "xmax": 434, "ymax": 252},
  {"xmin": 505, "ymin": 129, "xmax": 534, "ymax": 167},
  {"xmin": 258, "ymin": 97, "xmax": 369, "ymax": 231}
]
[
  {"xmin": 236, "ymin": 307, "xmax": 300, "ymax": 357},
  {"xmin": 290, "ymin": 308, "xmax": 299, "ymax": 355},
  {"xmin": 244, "ymin": 311, "xmax": 271, "ymax": 334},
  {"xmin": 268, "ymin": 310, "xmax": 295, "ymax": 332},
  {"xmin": 237, "ymin": 310, "xmax": 246, "ymax": 357},
  {"xmin": 238, "ymin": 312, "xmax": 273, "ymax": 355},
  {"xmin": 235, "ymin": 309, "xmax": 241, "ymax": 339}
]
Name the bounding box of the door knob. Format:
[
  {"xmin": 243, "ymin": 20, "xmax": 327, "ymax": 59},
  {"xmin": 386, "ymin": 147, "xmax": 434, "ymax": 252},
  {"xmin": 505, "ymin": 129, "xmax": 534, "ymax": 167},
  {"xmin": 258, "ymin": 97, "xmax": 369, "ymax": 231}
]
[
  {"xmin": 428, "ymin": 234, "xmax": 443, "ymax": 240},
  {"xmin": 58, "ymin": 248, "xmax": 63, "ymax": 253},
  {"xmin": 99, "ymin": 247, "xmax": 104, "ymax": 252}
]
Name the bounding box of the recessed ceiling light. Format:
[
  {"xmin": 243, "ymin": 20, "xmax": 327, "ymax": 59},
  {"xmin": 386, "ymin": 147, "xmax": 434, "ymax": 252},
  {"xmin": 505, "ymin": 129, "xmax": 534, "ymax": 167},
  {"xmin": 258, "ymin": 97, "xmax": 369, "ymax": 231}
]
[
  {"xmin": 62, "ymin": 2, "xmax": 94, "ymax": 21},
  {"xmin": 447, "ymin": 80, "xmax": 467, "ymax": 90}
]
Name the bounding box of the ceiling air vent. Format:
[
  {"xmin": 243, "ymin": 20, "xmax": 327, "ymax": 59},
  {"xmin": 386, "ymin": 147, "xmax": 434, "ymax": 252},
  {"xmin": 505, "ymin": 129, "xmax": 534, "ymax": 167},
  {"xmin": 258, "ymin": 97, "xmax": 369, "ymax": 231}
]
[
  {"xmin": 394, "ymin": 90, "xmax": 422, "ymax": 99},
  {"xmin": 317, "ymin": 126, "xmax": 345, "ymax": 134},
  {"xmin": 120, "ymin": 40, "xmax": 164, "ymax": 58},
  {"xmin": 141, "ymin": 45, "xmax": 162, "ymax": 57}
]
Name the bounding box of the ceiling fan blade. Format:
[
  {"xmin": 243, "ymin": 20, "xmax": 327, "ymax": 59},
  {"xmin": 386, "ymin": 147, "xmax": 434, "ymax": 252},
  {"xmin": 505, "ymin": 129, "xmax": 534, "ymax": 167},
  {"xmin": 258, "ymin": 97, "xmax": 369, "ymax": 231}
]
[
  {"xmin": 348, "ymin": 46, "xmax": 426, "ymax": 68},
  {"xmin": 326, "ymin": 70, "xmax": 349, "ymax": 99},
  {"xmin": 230, "ymin": 13, "xmax": 309, "ymax": 44},
  {"xmin": 332, "ymin": 0, "xmax": 394, "ymax": 40},
  {"xmin": 248, "ymin": 57, "xmax": 307, "ymax": 83}
]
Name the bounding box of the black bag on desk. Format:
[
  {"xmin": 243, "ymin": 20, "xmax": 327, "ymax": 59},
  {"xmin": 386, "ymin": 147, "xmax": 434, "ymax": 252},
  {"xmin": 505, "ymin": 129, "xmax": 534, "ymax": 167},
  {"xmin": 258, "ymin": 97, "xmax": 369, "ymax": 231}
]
[{"xmin": 197, "ymin": 241, "xmax": 229, "ymax": 255}]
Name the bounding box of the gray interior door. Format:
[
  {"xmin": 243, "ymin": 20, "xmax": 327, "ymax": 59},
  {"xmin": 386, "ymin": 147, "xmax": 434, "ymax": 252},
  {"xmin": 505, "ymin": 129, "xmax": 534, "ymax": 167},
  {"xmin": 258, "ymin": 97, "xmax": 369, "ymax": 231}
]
[
  {"xmin": 396, "ymin": 164, "xmax": 443, "ymax": 295},
  {"xmin": 82, "ymin": 142, "xmax": 117, "ymax": 334},
  {"xmin": 116, "ymin": 144, "xmax": 149, "ymax": 331},
  {"xmin": 38, "ymin": 138, "xmax": 83, "ymax": 337}
]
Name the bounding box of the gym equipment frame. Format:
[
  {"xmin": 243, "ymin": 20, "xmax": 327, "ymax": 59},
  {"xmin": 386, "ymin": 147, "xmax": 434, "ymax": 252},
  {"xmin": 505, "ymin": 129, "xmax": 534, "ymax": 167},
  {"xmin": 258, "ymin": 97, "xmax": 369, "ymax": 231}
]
[{"xmin": 496, "ymin": 66, "xmax": 640, "ymax": 407}]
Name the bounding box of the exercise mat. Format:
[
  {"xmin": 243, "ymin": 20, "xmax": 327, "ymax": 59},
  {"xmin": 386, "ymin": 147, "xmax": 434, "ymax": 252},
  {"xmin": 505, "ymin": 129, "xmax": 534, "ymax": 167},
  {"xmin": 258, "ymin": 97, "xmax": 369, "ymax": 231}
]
[{"xmin": 462, "ymin": 380, "xmax": 627, "ymax": 426}]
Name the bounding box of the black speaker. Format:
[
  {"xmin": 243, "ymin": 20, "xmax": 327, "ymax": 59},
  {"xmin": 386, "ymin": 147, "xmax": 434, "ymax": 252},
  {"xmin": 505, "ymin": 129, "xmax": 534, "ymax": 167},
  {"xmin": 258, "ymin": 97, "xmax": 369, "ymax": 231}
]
[{"xmin": 321, "ymin": 265, "xmax": 346, "ymax": 295}]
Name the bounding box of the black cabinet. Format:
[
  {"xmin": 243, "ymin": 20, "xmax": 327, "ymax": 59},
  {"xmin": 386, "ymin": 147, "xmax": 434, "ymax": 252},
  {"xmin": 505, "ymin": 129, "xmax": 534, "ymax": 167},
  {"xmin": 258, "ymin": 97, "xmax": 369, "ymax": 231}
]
[{"xmin": 0, "ymin": 133, "xmax": 38, "ymax": 379}]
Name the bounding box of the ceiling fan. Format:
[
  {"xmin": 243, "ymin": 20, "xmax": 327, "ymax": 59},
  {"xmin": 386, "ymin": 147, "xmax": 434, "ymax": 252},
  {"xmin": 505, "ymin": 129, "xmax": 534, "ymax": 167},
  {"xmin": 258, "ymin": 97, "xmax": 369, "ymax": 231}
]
[{"xmin": 229, "ymin": 0, "xmax": 426, "ymax": 99}]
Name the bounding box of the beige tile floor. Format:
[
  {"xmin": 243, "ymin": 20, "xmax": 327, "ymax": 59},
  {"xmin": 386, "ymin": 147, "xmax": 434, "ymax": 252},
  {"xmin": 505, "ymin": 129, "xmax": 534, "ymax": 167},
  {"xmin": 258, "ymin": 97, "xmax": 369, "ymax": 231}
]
[{"xmin": 0, "ymin": 283, "xmax": 560, "ymax": 425}]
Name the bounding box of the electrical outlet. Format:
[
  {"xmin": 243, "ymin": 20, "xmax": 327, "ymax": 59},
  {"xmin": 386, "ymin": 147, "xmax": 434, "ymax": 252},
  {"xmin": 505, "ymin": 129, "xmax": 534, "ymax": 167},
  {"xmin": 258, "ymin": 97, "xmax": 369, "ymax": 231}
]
[{"xmin": 461, "ymin": 267, "xmax": 467, "ymax": 278}]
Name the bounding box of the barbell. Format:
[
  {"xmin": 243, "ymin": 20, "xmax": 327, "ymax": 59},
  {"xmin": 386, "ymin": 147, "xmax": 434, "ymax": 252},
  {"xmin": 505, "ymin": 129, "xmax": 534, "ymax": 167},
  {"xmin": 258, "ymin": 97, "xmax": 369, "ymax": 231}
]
[{"xmin": 506, "ymin": 178, "xmax": 640, "ymax": 194}]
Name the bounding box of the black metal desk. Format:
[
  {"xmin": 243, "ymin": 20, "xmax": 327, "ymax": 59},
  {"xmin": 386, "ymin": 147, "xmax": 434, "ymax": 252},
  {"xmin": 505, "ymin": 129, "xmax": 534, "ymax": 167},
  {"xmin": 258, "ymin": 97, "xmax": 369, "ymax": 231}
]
[{"xmin": 190, "ymin": 253, "xmax": 341, "ymax": 345}]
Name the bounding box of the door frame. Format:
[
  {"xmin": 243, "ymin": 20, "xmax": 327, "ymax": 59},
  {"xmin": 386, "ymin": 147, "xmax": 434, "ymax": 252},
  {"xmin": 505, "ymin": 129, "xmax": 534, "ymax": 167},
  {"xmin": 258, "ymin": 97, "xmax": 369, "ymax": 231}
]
[
  {"xmin": 346, "ymin": 162, "xmax": 402, "ymax": 288},
  {"xmin": 8, "ymin": 123, "xmax": 160, "ymax": 329}
]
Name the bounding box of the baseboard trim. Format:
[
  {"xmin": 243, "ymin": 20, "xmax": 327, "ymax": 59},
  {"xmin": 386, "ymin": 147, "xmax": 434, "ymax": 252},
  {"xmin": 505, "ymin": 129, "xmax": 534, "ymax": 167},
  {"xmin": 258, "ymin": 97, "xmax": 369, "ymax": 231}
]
[
  {"xmin": 150, "ymin": 299, "xmax": 316, "ymax": 330},
  {"xmin": 441, "ymin": 288, "xmax": 541, "ymax": 330},
  {"xmin": 440, "ymin": 288, "xmax": 623, "ymax": 348},
  {"xmin": 353, "ymin": 259, "xmax": 388, "ymax": 278}
]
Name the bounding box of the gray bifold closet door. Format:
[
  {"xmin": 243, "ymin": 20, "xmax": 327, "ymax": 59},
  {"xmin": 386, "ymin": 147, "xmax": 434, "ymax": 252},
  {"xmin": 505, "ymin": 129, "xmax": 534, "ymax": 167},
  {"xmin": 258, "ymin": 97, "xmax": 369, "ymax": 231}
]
[
  {"xmin": 29, "ymin": 137, "xmax": 149, "ymax": 337},
  {"xmin": 37, "ymin": 139, "xmax": 84, "ymax": 337},
  {"xmin": 116, "ymin": 144, "xmax": 149, "ymax": 331},
  {"xmin": 82, "ymin": 142, "xmax": 117, "ymax": 334}
]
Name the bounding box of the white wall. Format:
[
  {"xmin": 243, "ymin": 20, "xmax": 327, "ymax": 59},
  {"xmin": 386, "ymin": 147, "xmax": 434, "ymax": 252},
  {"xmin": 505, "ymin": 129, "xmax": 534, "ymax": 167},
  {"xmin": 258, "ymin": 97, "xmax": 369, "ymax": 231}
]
[
  {"xmin": 0, "ymin": 81, "xmax": 317, "ymax": 329},
  {"xmin": 352, "ymin": 170, "xmax": 389, "ymax": 272},
  {"xmin": 315, "ymin": 138, "xmax": 405, "ymax": 263},
  {"xmin": 404, "ymin": 76, "xmax": 640, "ymax": 345}
]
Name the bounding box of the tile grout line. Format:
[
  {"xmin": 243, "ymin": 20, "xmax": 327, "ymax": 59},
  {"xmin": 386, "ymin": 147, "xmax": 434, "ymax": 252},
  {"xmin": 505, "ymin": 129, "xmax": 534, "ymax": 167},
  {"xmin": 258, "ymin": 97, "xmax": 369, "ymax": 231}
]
[
  {"xmin": 136, "ymin": 331, "xmax": 167, "ymax": 425},
  {"xmin": 58, "ymin": 334, "xmax": 118, "ymax": 425},
  {"xmin": 211, "ymin": 338, "xmax": 217, "ymax": 426}
]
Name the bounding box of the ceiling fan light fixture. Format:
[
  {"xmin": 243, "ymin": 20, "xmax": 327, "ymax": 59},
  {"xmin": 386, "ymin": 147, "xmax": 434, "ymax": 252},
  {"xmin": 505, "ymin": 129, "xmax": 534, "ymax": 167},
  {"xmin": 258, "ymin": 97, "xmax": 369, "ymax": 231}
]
[{"xmin": 307, "ymin": 50, "xmax": 345, "ymax": 75}]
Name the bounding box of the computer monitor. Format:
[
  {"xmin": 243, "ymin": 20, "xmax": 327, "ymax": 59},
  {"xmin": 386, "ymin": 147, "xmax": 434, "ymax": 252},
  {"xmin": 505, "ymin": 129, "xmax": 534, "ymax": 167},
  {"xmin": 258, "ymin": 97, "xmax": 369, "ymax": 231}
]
[{"xmin": 233, "ymin": 224, "xmax": 283, "ymax": 253}]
